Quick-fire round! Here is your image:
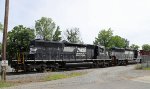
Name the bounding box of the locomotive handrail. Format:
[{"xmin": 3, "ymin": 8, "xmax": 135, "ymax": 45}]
[{"xmin": 17, "ymin": 52, "xmax": 25, "ymax": 64}]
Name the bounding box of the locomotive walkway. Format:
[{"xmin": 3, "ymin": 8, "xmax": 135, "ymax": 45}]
[{"xmin": 4, "ymin": 65, "xmax": 150, "ymax": 89}]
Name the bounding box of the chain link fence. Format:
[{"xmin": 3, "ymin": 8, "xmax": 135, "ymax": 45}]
[{"xmin": 141, "ymin": 55, "xmax": 150, "ymax": 68}]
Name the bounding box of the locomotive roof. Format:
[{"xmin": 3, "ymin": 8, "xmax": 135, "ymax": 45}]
[
  {"xmin": 31, "ymin": 39, "xmax": 103, "ymax": 48},
  {"xmin": 111, "ymin": 47, "xmax": 125, "ymax": 50},
  {"xmin": 31, "ymin": 39, "xmax": 62, "ymax": 43},
  {"xmin": 125, "ymin": 48, "xmax": 136, "ymax": 51},
  {"xmin": 63, "ymin": 41, "xmax": 87, "ymax": 47},
  {"xmin": 31, "ymin": 39, "xmax": 88, "ymax": 47},
  {"xmin": 30, "ymin": 39, "xmax": 63, "ymax": 47},
  {"xmin": 110, "ymin": 47, "xmax": 138, "ymax": 52},
  {"xmin": 110, "ymin": 47, "xmax": 125, "ymax": 52}
]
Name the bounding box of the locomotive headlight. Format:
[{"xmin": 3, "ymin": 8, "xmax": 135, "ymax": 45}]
[{"xmin": 30, "ymin": 47, "xmax": 37, "ymax": 54}]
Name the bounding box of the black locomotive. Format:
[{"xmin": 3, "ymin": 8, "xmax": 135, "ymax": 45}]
[{"xmin": 11, "ymin": 39, "xmax": 140, "ymax": 72}]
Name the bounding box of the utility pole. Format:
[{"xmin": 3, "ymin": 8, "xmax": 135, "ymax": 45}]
[{"xmin": 1, "ymin": 0, "xmax": 9, "ymax": 81}]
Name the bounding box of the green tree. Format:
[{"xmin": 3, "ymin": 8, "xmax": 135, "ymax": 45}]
[
  {"xmin": 0, "ymin": 23, "xmax": 3, "ymax": 59},
  {"xmin": 35, "ymin": 17, "xmax": 56, "ymax": 41},
  {"xmin": 65, "ymin": 27, "xmax": 82, "ymax": 43},
  {"xmin": 124, "ymin": 38, "xmax": 129, "ymax": 48},
  {"xmin": 130, "ymin": 44, "xmax": 139, "ymax": 50},
  {"xmin": 94, "ymin": 28, "xmax": 113, "ymax": 48},
  {"xmin": 0, "ymin": 43, "xmax": 1, "ymax": 60},
  {"xmin": 109, "ymin": 35, "xmax": 127, "ymax": 48},
  {"xmin": 0, "ymin": 22, "xmax": 3, "ymax": 32},
  {"xmin": 0, "ymin": 42, "xmax": 2, "ymax": 55},
  {"xmin": 52, "ymin": 26, "xmax": 62, "ymax": 41},
  {"xmin": 7, "ymin": 25, "xmax": 35, "ymax": 57},
  {"xmin": 142, "ymin": 44, "xmax": 150, "ymax": 51}
]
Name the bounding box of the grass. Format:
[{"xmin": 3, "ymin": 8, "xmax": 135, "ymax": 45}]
[
  {"xmin": 135, "ymin": 64, "xmax": 150, "ymax": 70},
  {"xmin": 44, "ymin": 72, "xmax": 85, "ymax": 81},
  {"xmin": 0, "ymin": 81, "xmax": 13, "ymax": 88},
  {"xmin": 143, "ymin": 67, "xmax": 150, "ymax": 70},
  {"xmin": 135, "ymin": 64, "xmax": 143, "ymax": 70}
]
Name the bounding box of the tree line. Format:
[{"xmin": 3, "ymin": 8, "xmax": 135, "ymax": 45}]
[{"xmin": 0, "ymin": 17, "xmax": 150, "ymax": 56}]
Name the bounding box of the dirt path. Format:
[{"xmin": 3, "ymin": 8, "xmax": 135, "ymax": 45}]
[{"xmin": 4, "ymin": 65, "xmax": 150, "ymax": 89}]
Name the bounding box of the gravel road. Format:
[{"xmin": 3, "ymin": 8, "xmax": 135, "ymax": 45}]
[{"xmin": 3, "ymin": 65, "xmax": 150, "ymax": 89}]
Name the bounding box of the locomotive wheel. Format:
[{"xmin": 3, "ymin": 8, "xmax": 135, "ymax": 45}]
[
  {"xmin": 112, "ymin": 56, "xmax": 117, "ymax": 66},
  {"xmin": 109, "ymin": 62, "xmax": 112, "ymax": 67},
  {"xmin": 36, "ymin": 68, "xmax": 41, "ymax": 72},
  {"xmin": 41, "ymin": 66, "xmax": 47, "ymax": 72},
  {"xmin": 90, "ymin": 64, "xmax": 95, "ymax": 68},
  {"xmin": 104, "ymin": 62, "xmax": 109, "ymax": 67},
  {"xmin": 98, "ymin": 61, "xmax": 103, "ymax": 68},
  {"xmin": 93, "ymin": 61, "xmax": 98, "ymax": 68},
  {"xmin": 102, "ymin": 62, "xmax": 106, "ymax": 68},
  {"xmin": 125, "ymin": 59, "xmax": 128, "ymax": 65},
  {"xmin": 95, "ymin": 62, "xmax": 99, "ymax": 68},
  {"xmin": 52, "ymin": 67, "xmax": 58, "ymax": 71},
  {"xmin": 51, "ymin": 63, "xmax": 59, "ymax": 71},
  {"xmin": 124, "ymin": 61, "xmax": 127, "ymax": 66},
  {"xmin": 15, "ymin": 69, "xmax": 19, "ymax": 73},
  {"xmin": 15, "ymin": 65, "xmax": 20, "ymax": 72}
]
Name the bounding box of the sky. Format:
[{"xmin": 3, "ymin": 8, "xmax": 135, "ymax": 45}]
[{"xmin": 0, "ymin": 0, "xmax": 150, "ymax": 47}]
